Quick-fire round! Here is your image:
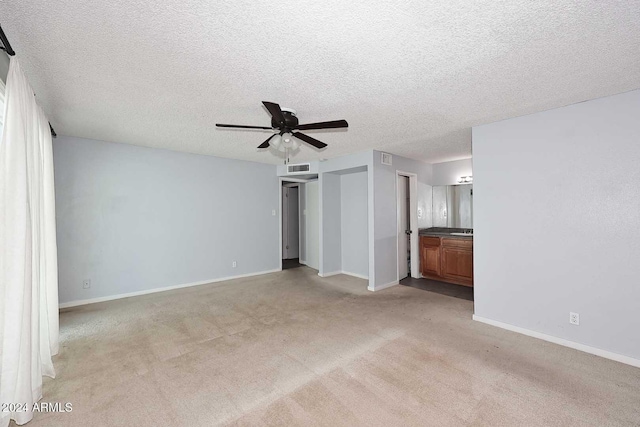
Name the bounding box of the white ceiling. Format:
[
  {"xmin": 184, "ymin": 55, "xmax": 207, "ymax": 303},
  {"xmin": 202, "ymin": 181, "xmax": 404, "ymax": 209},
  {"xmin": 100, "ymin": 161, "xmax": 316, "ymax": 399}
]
[{"xmin": 1, "ymin": 1, "xmax": 639, "ymax": 165}]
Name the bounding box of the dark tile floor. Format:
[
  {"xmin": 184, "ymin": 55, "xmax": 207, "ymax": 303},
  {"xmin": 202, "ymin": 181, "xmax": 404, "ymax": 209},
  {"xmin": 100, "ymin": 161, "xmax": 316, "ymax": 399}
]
[
  {"xmin": 282, "ymin": 258, "xmax": 302, "ymax": 270},
  {"xmin": 399, "ymin": 276, "xmax": 474, "ymax": 301}
]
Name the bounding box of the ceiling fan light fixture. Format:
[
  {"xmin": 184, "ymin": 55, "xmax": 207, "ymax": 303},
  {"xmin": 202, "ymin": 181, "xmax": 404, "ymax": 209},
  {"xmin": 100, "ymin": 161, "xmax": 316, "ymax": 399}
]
[
  {"xmin": 270, "ymin": 134, "xmax": 282, "ymax": 149},
  {"xmin": 282, "ymin": 132, "xmax": 294, "ymax": 149}
]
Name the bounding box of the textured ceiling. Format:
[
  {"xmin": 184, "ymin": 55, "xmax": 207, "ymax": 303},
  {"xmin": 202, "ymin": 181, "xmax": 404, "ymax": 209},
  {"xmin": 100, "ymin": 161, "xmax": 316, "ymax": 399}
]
[{"xmin": 1, "ymin": 1, "xmax": 639, "ymax": 164}]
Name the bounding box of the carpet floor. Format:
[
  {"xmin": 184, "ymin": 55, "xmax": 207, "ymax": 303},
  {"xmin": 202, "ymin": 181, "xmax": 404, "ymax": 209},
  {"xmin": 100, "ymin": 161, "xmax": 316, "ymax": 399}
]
[{"xmin": 25, "ymin": 267, "xmax": 640, "ymax": 426}]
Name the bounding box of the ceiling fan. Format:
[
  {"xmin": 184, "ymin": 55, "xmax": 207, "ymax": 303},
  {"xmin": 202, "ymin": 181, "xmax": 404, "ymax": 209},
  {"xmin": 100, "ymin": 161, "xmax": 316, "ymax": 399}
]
[{"xmin": 216, "ymin": 101, "xmax": 348, "ymax": 150}]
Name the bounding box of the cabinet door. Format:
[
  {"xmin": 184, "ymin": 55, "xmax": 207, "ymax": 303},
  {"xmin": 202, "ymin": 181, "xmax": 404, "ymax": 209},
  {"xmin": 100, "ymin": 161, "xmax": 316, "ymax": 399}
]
[
  {"xmin": 421, "ymin": 245, "xmax": 441, "ymax": 277},
  {"xmin": 441, "ymin": 247, "xmax": 473, "ymax": 285}
]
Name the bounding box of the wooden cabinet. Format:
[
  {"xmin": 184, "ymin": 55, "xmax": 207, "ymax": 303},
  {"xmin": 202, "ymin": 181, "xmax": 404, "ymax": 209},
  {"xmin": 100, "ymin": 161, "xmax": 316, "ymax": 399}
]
[
  {"xmin": 441, "ymin": 238, "xmax": 473, "ymax": 286},
  {"xmin": 421, "ymin": 237, "xmax": 441, "ymax": 276},
  {"xmin": 420, "ymin": 236, "xmax": 473, "ymax": 287}
]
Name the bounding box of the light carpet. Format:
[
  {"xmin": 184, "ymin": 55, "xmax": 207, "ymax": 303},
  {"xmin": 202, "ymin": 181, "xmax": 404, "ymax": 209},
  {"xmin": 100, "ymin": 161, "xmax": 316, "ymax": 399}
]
[{"xmin": 23, "ymin": 267, "xmax": 640, "ymax": 426}]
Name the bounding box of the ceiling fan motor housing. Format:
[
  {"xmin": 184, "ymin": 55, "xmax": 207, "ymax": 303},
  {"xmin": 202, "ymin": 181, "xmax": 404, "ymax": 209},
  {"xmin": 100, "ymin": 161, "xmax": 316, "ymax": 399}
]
[{"xmin": 272, "ymin": 109, "xmax": 298, "ymax": 130}]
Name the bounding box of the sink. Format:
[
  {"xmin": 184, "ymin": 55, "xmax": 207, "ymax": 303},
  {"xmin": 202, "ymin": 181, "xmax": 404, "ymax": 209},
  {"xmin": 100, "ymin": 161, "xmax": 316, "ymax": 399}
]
[{"xmin": 450, "ymin": 232, "xmax": 473, "ymax": 236}]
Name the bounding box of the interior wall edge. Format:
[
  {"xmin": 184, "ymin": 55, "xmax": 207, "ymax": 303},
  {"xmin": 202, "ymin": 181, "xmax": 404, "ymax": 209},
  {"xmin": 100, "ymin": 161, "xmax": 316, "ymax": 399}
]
[
  {"xmin": 368, "ymin": 280, "xmax": 399, "ymax": 292},
  {"xmin": 340, "ymin": 271, "xmax": 369, "ymax": 280}
]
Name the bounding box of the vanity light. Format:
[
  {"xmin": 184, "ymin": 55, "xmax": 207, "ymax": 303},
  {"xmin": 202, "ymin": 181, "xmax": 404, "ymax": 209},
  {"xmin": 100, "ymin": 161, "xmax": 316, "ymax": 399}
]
[{"xmin": 457, "ymin": 176, "xmax": 473, "ymax": 184}]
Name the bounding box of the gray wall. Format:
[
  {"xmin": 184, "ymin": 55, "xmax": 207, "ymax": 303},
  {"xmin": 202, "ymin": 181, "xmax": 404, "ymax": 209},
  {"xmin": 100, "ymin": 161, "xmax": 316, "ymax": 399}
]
[
  {"xmin": 320, "ymin": 172, "xmax": 342, "ymax": 274},
  {"xmin": 473, "ymin": 89, "xmax": 640, "ymax": 361},
  {"xmin": 318, "ymin": 152, "xmax": 374, "ymax": 281},
  {"xmin": 373, "ymin": 151, "xmax": 433, "ymax": 288},
  {"xmin": 54, "ymin": 136, "xmax": 279, "ymax": 304},
  {"xmin": 0, "ymin": 51, "xmax": 9, "ymax": 83},
  {"xmin": 304, "ymin": 181, "xmax": 320, "ymax": 270},
  {"xmin": 341, "ymin": 170, "xmax": 368, "ymax": 278},
  {"xmin": 298, "ymin": 184, "xmax": 306, "ymax": 263},
  {"xmin": 431, "ymin": 158, "xmax": 472, "ymax": 185}
]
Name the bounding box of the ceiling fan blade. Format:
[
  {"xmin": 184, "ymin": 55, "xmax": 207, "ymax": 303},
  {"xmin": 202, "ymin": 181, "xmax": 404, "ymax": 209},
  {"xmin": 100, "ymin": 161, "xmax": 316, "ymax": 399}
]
[
  {"xmin": 258, "ymin": 134, "xmax": 275, "ymax": 149},
  {"xmin": 262, "ymin": 101, "xmax": 285, "ymax": 125},
  {"xmin": 216, "ymin": 123, "xmax": 273, "ymax": 130},
  {"xmin": 296, "ymin": 120, "xmax": 349, "ymax": 131},
  {"xmin": 293, "ymin": 132, "xmax": 327, "ymax": 149}
]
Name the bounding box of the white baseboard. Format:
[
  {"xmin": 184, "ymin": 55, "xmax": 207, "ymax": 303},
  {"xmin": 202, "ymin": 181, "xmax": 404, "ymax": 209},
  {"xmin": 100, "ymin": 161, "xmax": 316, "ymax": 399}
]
[
  {"xmin": 318, "ymin": 271, "xmax": 341, "ymax": 278},
  {"xmin": 368, "ymin": 280, "xmax": 399, "ymax": 292},
  {"xmin": 472, "ymin": 315, "xmax": 640, "ymax": 369},
  {"xmin": 341, "ymin": 271, "xmax": 369, "ymax": 280},
  {"xmin": 318, "ymin": 271, "xmax": 368, "ymax": 280},
  {"xmin": 59, "ymin": 268, "xmax": 281, "ymax": 309}
]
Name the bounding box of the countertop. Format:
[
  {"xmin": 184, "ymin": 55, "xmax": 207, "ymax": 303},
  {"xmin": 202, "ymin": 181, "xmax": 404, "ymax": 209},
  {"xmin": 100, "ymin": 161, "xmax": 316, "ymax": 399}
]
[{"xmin": 419, "ymin": 228, "xmax": 473, "ymax": 239}]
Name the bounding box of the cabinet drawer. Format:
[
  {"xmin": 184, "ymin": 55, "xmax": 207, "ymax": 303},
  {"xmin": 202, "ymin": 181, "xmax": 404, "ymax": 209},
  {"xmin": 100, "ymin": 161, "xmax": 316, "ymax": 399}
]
[
  {"xmin": 421, "ymin": 236, "xmax": 441, "ymax": 247},
  {"xmin": 442, "ymin": 238, "xmax": 473, "ymax": 249}
]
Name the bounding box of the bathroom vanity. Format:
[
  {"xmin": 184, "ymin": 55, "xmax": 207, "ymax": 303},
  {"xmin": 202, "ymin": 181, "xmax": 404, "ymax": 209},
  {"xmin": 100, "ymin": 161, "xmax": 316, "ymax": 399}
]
[
  {"xmin": 418, "ymin": 182, "xmax": 474, "ymax": 287},
  {"xmin": 419, "ymin": 230, "xmax": 473, "ymax": 287}
]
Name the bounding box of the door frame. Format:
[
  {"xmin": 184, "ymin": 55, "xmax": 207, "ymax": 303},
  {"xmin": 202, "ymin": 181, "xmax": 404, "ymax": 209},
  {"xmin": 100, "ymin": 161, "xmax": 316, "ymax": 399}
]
[
  {"xmin": 396, "ymin": 171, "xmax": 419, "ymax": 281},
  {"xmin": 278, "ymin": 177, "xmax": 313, "ymax": 271}
]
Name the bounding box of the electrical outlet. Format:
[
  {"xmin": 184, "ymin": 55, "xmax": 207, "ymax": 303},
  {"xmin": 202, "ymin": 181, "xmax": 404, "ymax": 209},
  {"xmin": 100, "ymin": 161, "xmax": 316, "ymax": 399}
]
[
  {"xmin": 272, "ymin": 209, "xmax": 276, "ymax": 216},
  {"xmin": 83, "ymin": 279, "xmax": 91, "ymax": 289},
  {"xmin": 569, "ymin": 312, "xmax": 579, "ymax": 325},
  {"xmin": 232, "ymin": 261, "xmax": 237, "ymax": 268}
]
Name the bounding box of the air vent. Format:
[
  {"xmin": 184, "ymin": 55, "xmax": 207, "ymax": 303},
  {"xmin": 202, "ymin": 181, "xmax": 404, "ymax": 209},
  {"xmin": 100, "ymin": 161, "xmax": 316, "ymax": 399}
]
[
  {"xmin": 287, "ymin": 163, "xmax": 311, "ymax": 174},
  {"xmin": 381, "ymin": 152, "xmax": 392, "ymax": 166}
]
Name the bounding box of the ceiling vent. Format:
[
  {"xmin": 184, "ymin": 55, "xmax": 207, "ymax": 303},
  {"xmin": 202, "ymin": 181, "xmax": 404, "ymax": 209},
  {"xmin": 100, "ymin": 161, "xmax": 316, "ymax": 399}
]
[
  {"xmin": 287, "ymin": 163, "xmax": 311, "ymax": 174},
  {"xmin": 381, "ymin": 152, "xmax": 392, "ymax": 166}
]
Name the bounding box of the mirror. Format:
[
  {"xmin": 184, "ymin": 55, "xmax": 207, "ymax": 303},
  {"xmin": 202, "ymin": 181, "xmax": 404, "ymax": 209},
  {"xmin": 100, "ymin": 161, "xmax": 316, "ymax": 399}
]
[{"xmin": 432, "ymin": 184, "xmax": 473, "ymax": 228}]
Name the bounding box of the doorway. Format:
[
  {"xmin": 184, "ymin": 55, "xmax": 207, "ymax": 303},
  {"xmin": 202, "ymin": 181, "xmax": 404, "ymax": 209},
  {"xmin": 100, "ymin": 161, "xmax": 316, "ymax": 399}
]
[
  {"xmin": 396, "ymin": 171, "xmax": 418, "ymax": 281},
  {"xmin": 282, "ymin": 183, "xmax": 301, "ymax": 269},
  {"xmin": 397, "ymin": 176, "xmax": 410, "ymax": 279}
]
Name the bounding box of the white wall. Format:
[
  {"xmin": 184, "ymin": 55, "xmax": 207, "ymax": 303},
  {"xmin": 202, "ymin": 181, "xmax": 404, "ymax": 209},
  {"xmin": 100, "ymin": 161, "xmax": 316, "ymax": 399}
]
[
  {"xmin": 341, "ymin": 170, "xmax": 369, "ymax": 278},
  {"xmin": 373, "ymin": 151, "xmax": 432, "ymax": 289},
  {"xmin": 54, "ymin": 136, "xmax": 279, "ymax": 305},
  {"xmin": 304, "ymin": 181, "xmax": 320, "ymax": 270},
  {"xmin": 432, "ymin": 158, "xmax": 472, "ymax": 186},
  {"xmin": 473, "ymin": 89, "xmax": 640, "ymax": 362}
]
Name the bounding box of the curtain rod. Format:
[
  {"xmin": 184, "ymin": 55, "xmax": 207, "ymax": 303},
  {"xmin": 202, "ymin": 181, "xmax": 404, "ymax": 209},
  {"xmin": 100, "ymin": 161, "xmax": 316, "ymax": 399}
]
[{"xmin": 1, "ymin": 23, "xmax": 57, "ymax": 138}]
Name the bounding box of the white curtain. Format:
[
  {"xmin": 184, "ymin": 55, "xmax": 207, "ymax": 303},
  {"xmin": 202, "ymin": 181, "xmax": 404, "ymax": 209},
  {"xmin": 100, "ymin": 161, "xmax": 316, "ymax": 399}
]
[{"xmin": 0, "ymin": 58, "xmax": 59, "ymax": 427}]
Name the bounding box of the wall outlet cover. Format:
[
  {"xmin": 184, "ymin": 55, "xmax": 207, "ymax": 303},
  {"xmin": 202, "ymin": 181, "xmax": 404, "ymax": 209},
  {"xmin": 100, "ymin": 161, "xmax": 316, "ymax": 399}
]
[
  {"xmin": 569, "ymin": 312, "xmax": 579, "ymax": 325},
  {"xmin": 83, "ymin": 279, "xmax": 91, "ymax": 289}
]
